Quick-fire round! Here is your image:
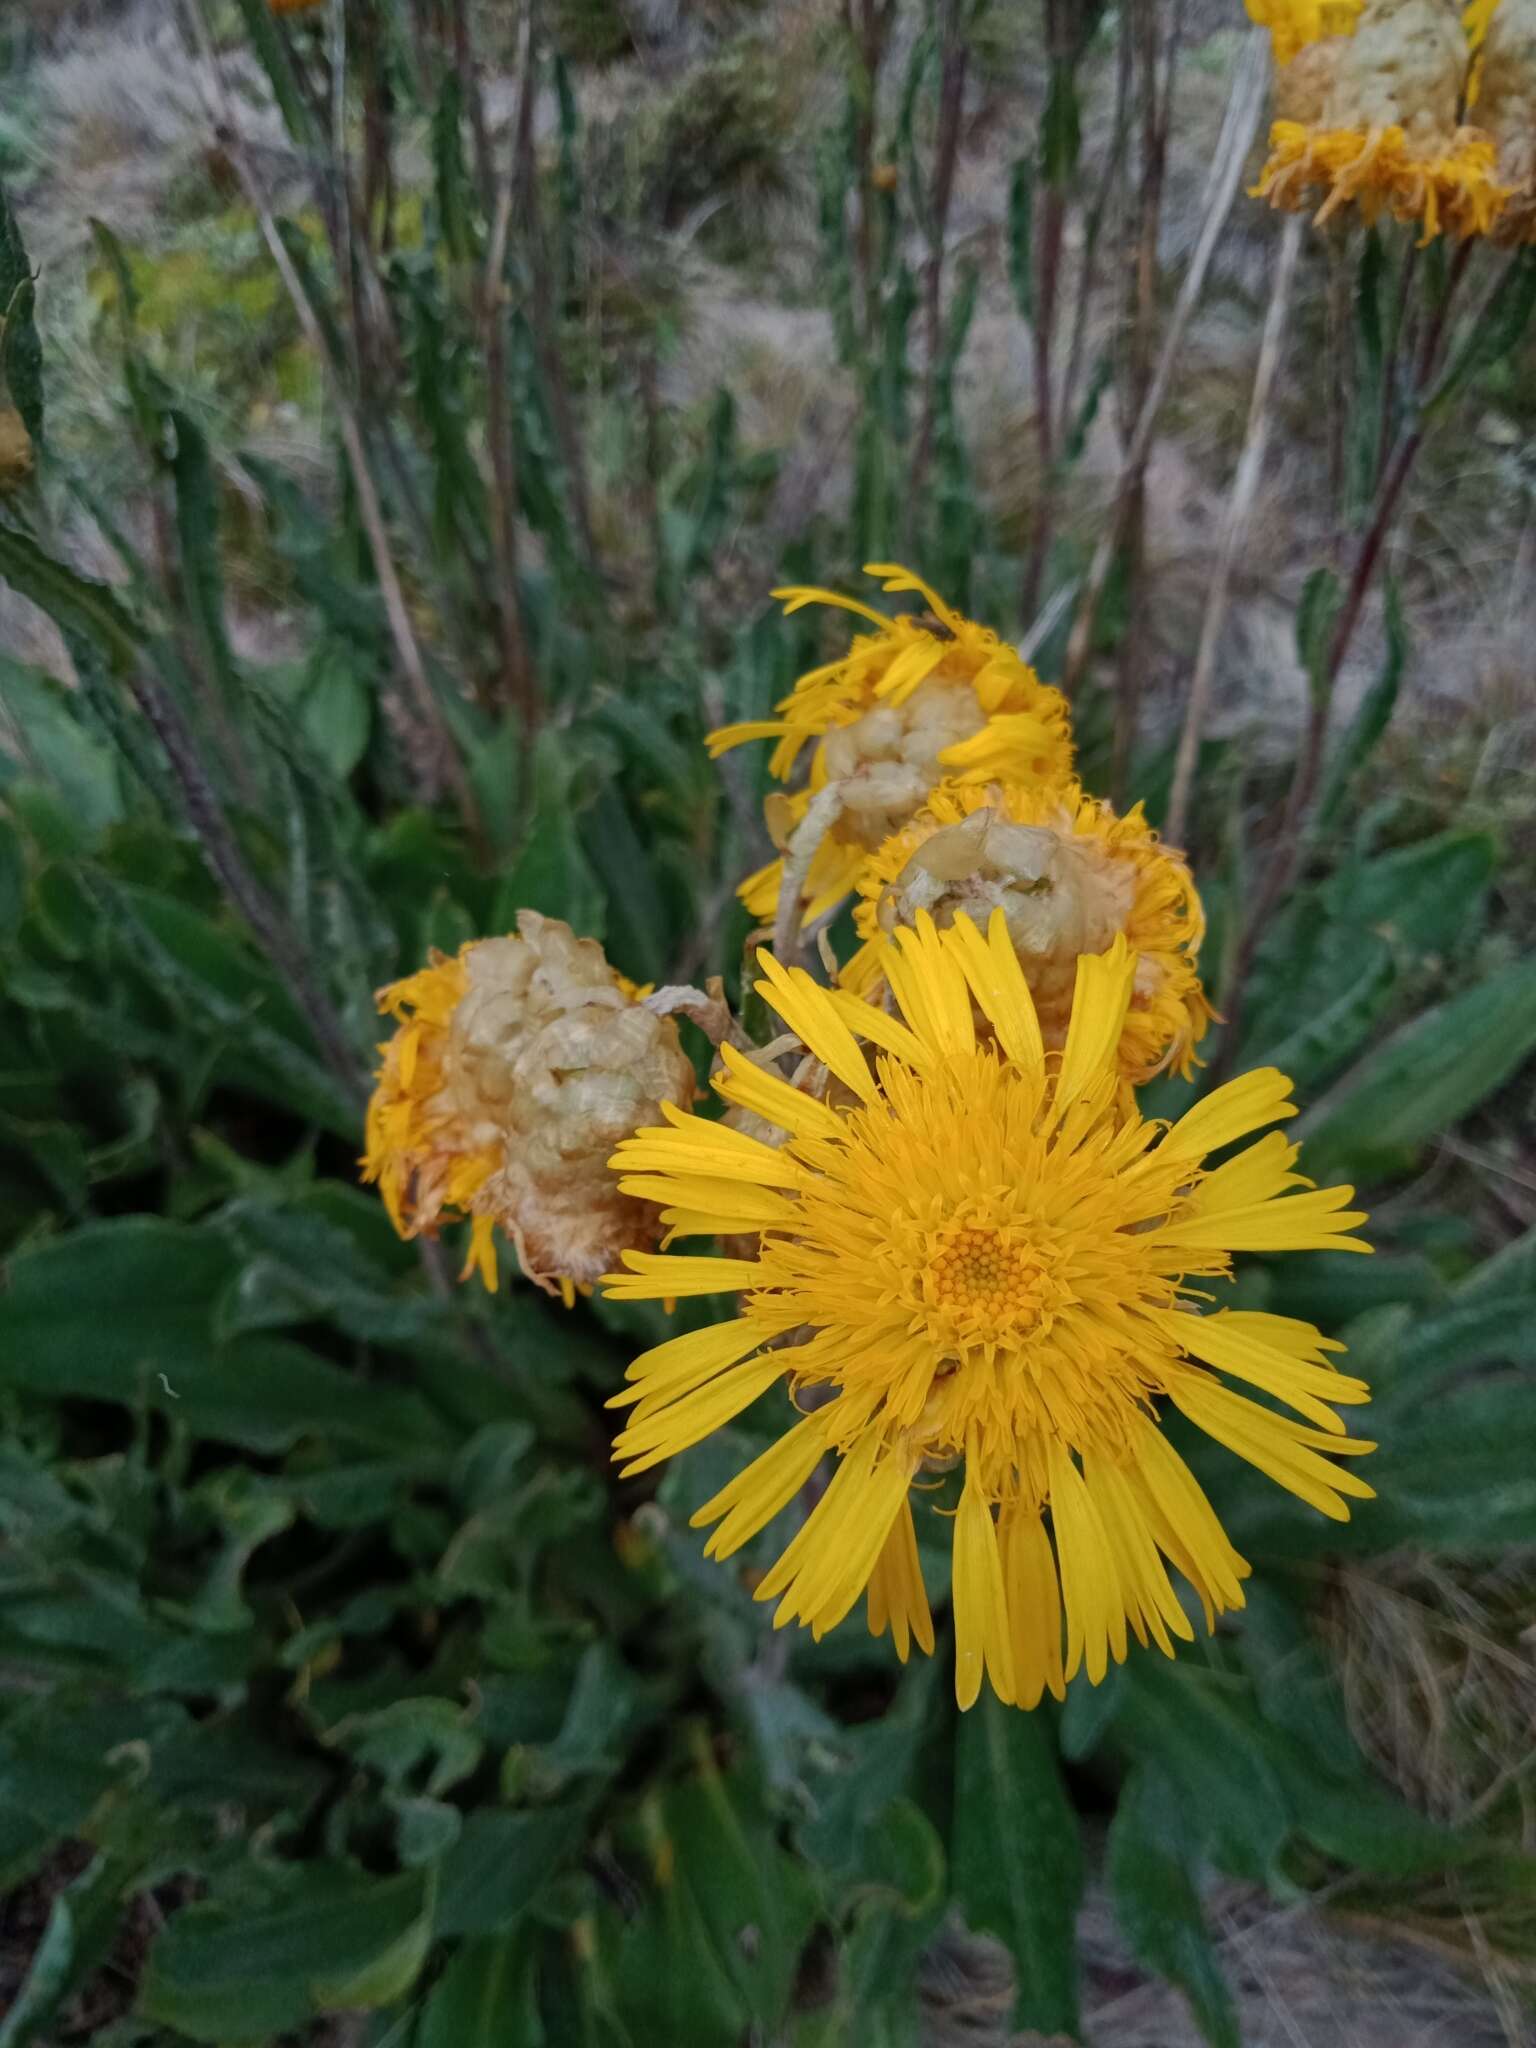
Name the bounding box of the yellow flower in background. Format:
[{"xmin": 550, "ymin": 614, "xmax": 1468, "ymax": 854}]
[
  {"xmin": 604, "ymin": 914, "xmax": 1373, "ymax": 1710},
  {"xmin": 1253, "ymin": 0, "xmax": 1510, "ymax": 240},
  {"xmin": 363, "ymin": 914, "xmax": 695, "ymax": 1302},
  {"xmin": 1248, "ymin": 0, "xmax": 1364, "ymax": 67},
  {"xmin": 843, "ymin": 781, "xmax": 1212, "ymax": 1083},
  {"xmin": 711, "ymin": 565, "xmax": 1073, "ymax": 931}
]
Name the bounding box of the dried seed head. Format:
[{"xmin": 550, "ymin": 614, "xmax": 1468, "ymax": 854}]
[
  {"xmin": 1324, "ymin": 0, "xmax": 1465, "ymax": 140},
  {"xmin": 363, "ymin": 913, "xmax": 696, "ymax": 1295},
  {"xmin": 717, "ymin": 566, "xmax": 1073, "ymax": 931},
  {"xmin": 1275, "ymin": 36, "xmax": 1348, "ymax": 122},
  {"xmin": 1478, "ymin": 0, "xmax": 1536, "ymax": 219},
  {"xmin": 846, "ymin": 783, "xmax": 1212, "ymax": 1082}
]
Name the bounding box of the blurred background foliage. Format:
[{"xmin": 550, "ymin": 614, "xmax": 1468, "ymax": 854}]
[{"xmin": 0, "ymin": 1, "xmax": 1534, "ymax": 2043}]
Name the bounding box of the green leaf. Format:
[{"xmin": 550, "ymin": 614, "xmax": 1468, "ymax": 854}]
[
  {"xmin": 834, "ymin": 1799, "xmax": 947, "ymax": 2036},
  {"xmin": 492, "ymin": 728, "xmax": 606, "ymax": 939},
  {"xmin": 0, "ymin": 177, "xmax": 43, "ymax": 447},
  {"xmin": 0, "ymin": 1850, "xmax": 125, "ymax": 2048},
  {"xmin": 0, "ymin": 529, "xmax": 144, "ymax": 675},
  {"xmin": 608, "ymin": 1760, "xmax": 818, "ymax": 2047},
  {"xmin": 1039, "ymin": 58, "xmax": 1082, "ymax": 185},
  {"xmin": 1426, "ymin": 246, "xmax": 1536, "ymax": 420},
  {"xmin": 229, "ymin": 0, "xmax": 320, "ymax": 148},
  {"xmin": 1300, "ymin": 959, "xmax": 1536, "ymax": 1179},
  {"xmin": 1315, "ymin": 578, "xmax": 1407, "ymax": 832},
  {"xmin": 1294, "ymin": 565, "xmax": 1342, "ymax": 708},
  {"xmin": 951, "ymin": 1692, "xmax": 1082, "ymax": 2035},
  {"xmin": 137, "ymin": 1864, "xmax": 433, "ymax": 2043},
  {"xmin": 1115, "ymin": 1657, "xmax": 1290, "ymax": 1881},
  {"xmin": 1108, "ymin": 1767, "xmax": 1239, "ymax": 2048},
  {"xmin": 1007, "ymin": 157, "xmax": 1034, "ymax": 322},
  {"xmin": 435, "ymin": 1806, "xmax": 585, "ymax": 1937},
  {"xmin": 167, "ymin": 408, "xmax": 243, "ymax": 711},
  {"xmin": 417, "ymin": 1932, "xmax": 544, "ymax": 2048},
  {"xmin": 0, "ymin": 1218, "xmax": 452, "ymax": 1453}
]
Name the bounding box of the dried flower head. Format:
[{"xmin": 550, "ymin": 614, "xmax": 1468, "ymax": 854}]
[
  {"xmin": 711, "ymin": 565, "xmax": 1073, "ymax": 932},
  {"xmin": 363, "ymin": 914, "xmax": 696, "ymax": 1300},
  {"xmin": 843, "ymin": 782, "xmax": 1212, "ymax": 1082},
  {"xmin": 605, "ymin": 916, "xmax": 1372, "ymax": 1710},
  {"xmin": 1477, "ymin": 0, "xmax": 1536, "ymax": 238},
  {"xmin": 1255, "ymin": 0, "xmax": 1508, "ymax": 239}
]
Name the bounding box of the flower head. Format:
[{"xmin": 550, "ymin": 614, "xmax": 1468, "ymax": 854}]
[
  {"xmin": 605, "ymin": 915, "xmax": 1372, "ymax": 1709},
  {"xmin": 843, "ymin": 781, "xmax": 1212, "ymax": 1082},
  {"xmin": 1476, "ymin": 0, "xmax": 1536, "ymax": 239},
  {"xmin": 1254, "ymin": 0, "xmax": 1509, "ymax": 239},
  {"xmin": 364, "ymin": 913, "xmax": 696, "ymax": 1300},
  {"xmin": 713, "ymin": 565, "xmax": 1073, "ymax": 930}
]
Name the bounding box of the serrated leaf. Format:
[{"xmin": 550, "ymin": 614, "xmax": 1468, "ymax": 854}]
[{"xmin": 951, "ymin": 1692, "xmax": 1082, "ymax": 2035}]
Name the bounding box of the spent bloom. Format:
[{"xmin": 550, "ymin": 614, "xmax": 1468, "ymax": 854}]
[
  {"xmin": 710, "ymin": 564, "xmax": 1073, "ymax": 931},
  {"xmin": 363, "ymin": 913, "xmax": 695, "ymax": 1301},
  {"xmin": 605, "ymin": 914, "xmax": 1373, "ymax": 1710},
  {"xmin": 1252, "ymin": 0, "xmax": 1508, "ymax": 241},
  {"xmin": 842, "ymin": 780, "xmax": 1212, "ymax": 1083},
  {"xmin": 1476, "ymin": 0, "xmax": 1536, "ymax": 239}
]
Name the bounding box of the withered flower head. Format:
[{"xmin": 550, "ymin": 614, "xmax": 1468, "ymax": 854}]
[
  {"xmin": 844, "ymin": 782, "xmax": 1212, "ymax": 1083},
  {"xmin": 363, "ymin": 913, "xmax": 696, "ymax": 1299}
]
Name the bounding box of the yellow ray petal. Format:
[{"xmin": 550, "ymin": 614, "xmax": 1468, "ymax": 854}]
[
  {"xmin": 602, "ymin": 1251, "xmax": 765, "ymax": 1300},
  {"xmin": 1046, "ymin": 1436, "xmax": 1124, "ymax": 1685},
  {"xmin": 608, "ymin": 1320, "xmax": 769, "ymax": 1420},
  {"xmin": 953, "ymin": 1461, "xmax": 1018, "ymax": 1709},
  {"xmin": 944, "ymin": 908, "xmax": 1046, "ymax": 1073},
  {"xmin": 614, "ymin": 1354, "xmax": 788, "ymax": 1475},
  {"xmin": 755, "ymin": 954, "xmax": 878, "ymax": 1103},
  {"xmin": 1160, "ymin": 1067, "xmax": 1297, "ymax": 1164},
  {"xmin": 1053, "ymin": 936, "xmax": 1137, "ymax": 1125},
  {"xmin": 1001, "ymin": 1501, "xmax": 1065, "ymax": 1708},
  {"xmin": 693, "ymin": 1413, "xmax": 830, "ymax": 1559},
  {"xmin": 867, "ymin": 1496, "xmax": 935, "ymax": 1662},
  {"xmin": 715, "ymin": 1044, "xmax": 846, "ymax": 1142}
]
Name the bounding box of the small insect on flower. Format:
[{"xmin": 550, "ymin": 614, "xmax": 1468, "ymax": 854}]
[
  {"xmin": 711, "ymin": 565, "xmax": 1074, "ymax": 935},
  {"xmin": 363, "ymin": 913, "xmax": 696, "ymax": 1302},
  {"xmin": 1253, "ymin": 0, "xmax": 1509, "ymax": 242},
  {"xmin": 842, "ymin": 780, "xmax": 1213, "ymax": 1083},
  {"xmin": 604, "ymin": 914, "xmax": 1373, "ymax": 1711}
]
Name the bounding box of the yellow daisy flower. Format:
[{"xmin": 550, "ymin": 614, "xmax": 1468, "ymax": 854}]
[
  {"xmin": 711, "ymin": 565, "xmax": 1073, "ymax": 932},
  {"xmin": 604, "ymin": 914, "xmax": 1373, "ymax": 1711},
  {"xmin": 842, "ymin": 781, "xmax": 1213, "ymax": 1083},
  {"xmin": 363, "ymin": 914, "xmax": 695, "ymax": 1301}
]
